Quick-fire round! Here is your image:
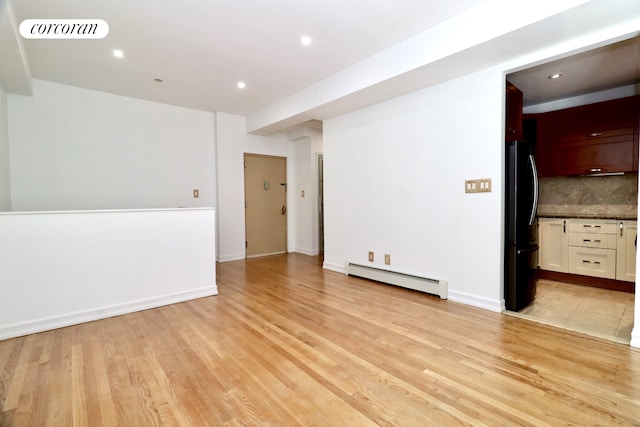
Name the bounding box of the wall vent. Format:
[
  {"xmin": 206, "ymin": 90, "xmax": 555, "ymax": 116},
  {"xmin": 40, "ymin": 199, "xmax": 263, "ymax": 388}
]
[{"xmin": 346, "ymin": 262, "xmax": 448, "ymax": 299}]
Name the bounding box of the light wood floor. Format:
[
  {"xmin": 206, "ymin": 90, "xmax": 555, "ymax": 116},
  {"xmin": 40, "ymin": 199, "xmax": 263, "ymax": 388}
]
[{"xmin": 1, "ymin": 253, "xmax": 639, "ymax": 426}]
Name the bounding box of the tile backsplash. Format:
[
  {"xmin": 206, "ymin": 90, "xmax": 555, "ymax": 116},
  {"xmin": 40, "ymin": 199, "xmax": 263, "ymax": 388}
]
[{"xmin": 538, "ymin": 173, "xmax": 638, "ymax": 218}]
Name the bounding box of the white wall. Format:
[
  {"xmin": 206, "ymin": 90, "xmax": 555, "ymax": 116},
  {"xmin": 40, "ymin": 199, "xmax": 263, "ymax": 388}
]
[
  {"xmin": 0, "ymin": 83, "xmax": 10, "ymax": 211},
  {"xmin": 8, "ymin": 79, "xmax": 216, "ymax": 211},
  {"xmin": 215, "ymin": 112, "xmax": 323, "ymax": 261},
  {"xmin": 0, "ymin": 208, "xmax": 217, "ymax": 340},
  {"xmin": 324, "ymin": 67, "xmax": 505, "ymax": 311}
]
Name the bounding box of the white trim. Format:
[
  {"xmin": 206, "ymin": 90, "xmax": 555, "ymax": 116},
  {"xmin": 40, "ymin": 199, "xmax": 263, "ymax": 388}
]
[
  {"xmin": 0, "ymin": 286, "xmax": 218, "ymax": 341},
  {"xmin": 217, "ymin": 253, "xmax": 246, "ymax": 262},
  {"xmin": 246, "ymin": 250, "xmax": 287, "ymax": 259},
  {"xmin": 447, "ymin": 291, "xmax": 503, "ymax": 313},
  {"xmin": 323, "ymin": 262, "xmax": 346, "ymax": 274},
  {"xmin": 293, "ymin": 247, "xmax": 319, "ymax": 256},
  {"xmin": 631, "ymin": 327, "xmax": 640, "ymax": 349},
  {"xmin": 0, "ymin": 207, "xmax": 214, "ymax": 216}
]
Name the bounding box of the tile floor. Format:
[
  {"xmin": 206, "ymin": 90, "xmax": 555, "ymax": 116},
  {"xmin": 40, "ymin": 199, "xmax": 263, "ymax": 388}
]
[{"xmin": 512, "ymin": 279, "xmax": 635, "ymax": 344}]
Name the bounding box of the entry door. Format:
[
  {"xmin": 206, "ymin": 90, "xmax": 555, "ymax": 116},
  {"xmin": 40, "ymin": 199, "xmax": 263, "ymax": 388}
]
[{"xmin": 244, "ymin": 154, "xmax": 287, "ymax": 258}]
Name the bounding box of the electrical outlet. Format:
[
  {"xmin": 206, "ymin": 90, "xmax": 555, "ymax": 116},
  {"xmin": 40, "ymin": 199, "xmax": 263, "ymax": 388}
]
[
  {"xmin": 384, "ymin": 254, "xmax": 391, "ymax": 265},
  {"xmin": 193, "ymin": 189, "xmax": 200, "ymax": 198},
  {"xmin": 368, "ymin": 251, "xmax": 374, "ymax": 262}
]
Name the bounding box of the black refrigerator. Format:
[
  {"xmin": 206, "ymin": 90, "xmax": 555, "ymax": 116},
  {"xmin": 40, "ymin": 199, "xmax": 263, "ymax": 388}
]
[{"xmin": 505, "ymin": 140, "xmax": 539, "ymax": 311}]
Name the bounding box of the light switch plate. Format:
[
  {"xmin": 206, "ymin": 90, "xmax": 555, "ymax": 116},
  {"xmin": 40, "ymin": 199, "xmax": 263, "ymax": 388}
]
[{"xmin": 465, "ymin": 178, "xmax": 492, "ymax": 193}]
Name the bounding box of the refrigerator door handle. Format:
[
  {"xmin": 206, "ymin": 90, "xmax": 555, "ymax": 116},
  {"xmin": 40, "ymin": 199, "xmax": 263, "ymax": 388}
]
[
  {"xmin": 517, "ymin": 245, "xmax": 539, "ymax": 255},
  {"xmin": 528, "ymin": 155, "xmax": 539, "ymax": 226}
]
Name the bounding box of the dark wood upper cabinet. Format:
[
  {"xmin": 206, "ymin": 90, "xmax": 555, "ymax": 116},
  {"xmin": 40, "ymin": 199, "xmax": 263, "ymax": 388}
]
[
  {"xmin": 535, "ymin": 95, "xmax": 640, "ymax": 176},
  {"xmin": 526, "ymin": 113, "xmax": 554, "ymax": 177},
  {"xmin": 505, "ymin": 81, "xmax": 523, "ymax": 142}
]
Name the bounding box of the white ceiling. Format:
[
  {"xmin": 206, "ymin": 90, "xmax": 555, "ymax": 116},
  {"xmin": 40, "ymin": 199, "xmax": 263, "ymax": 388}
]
[
  {"xmin": 1, "ymin": 0, "xmax": 640, "ymax": 133},
  {"xmin": 2, "ymin": 0, "xmax": 484, "ymax": 115}
]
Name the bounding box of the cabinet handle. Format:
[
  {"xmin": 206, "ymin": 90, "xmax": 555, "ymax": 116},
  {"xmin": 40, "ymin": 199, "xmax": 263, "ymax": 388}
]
[
  {"xmin": 583, "ymin": 239, "xmax": 591, "ymax": 242},
  {"xmin": 620, "ymin": 222, "xmax": 624, "ymax": 237},
  {"xmin": 582, "ymin": 260, "xmax": 601, "ymax": 265},
  {"xmin": 588, "ymin": 132, "xmax": 603, "ymax": 137},
  {"xmin": 586, "ymin": 168, "xmax": 602, "ymax": 173},
  {"xmin": 563, "ymin": 220, "xmax": 566, "ymax": 233}
]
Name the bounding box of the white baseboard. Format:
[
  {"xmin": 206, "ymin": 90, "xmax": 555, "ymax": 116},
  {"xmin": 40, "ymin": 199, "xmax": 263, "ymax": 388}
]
[
  {"xmin": 217, "ymin": 253, "xmax": 246, "ymax": 262},
  {"xmin": 246, "ymin": 250, "xmax": 286, "ymax": 259},
  {"xmin": 293, "ymin": 248, "xmax": 319, "ymax": 256},
  {"xmin": 631, "ymin": 328, "xmax": 640, "ymax": 349},
  {"xmin": 323, "ymin": 262, "xmax": 346, "ymax": 274},
  {"xmin": 447, "ymin": 290, "xmax": 503, "ymax": 313},
  {"xmin": 0, "ymin": 286, "xmax": 218, "ymax": 341}
]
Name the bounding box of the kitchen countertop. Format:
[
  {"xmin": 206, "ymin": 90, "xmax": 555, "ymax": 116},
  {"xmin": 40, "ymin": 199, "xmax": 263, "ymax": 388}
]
[
  {"xmin": 537, "ymin": 204, "xmax": 637, "ymax": 220},
  {"xmin": 537, "ymin": 213, "xmax": 637, "ymax": 220}
]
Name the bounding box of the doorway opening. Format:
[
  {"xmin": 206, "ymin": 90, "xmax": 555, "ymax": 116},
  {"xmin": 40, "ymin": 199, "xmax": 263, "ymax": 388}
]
[
  {"xmin": 504, "ymin": 37, "xmax": 639, "ymax": 344},
  {"xmin": 317, "ymin": 154, "xmax": 324, "ymax": 254}
]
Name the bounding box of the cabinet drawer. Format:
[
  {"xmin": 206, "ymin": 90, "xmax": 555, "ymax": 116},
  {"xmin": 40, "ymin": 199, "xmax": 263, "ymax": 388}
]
[
  {"xmin": 568, "ymin": 219, "xmax": 616, "ymax": 234},
  {"xmin": 569, "ymin": 232, "xmax": 617, "ymax": 249},
  {"xmin": 568, "ymin": 247, "xmax": 616, "ymax": 279}
]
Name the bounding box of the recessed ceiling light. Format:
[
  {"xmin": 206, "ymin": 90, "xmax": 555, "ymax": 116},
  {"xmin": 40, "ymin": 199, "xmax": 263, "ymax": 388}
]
[
  {"xmin": 548, "ymin": 72, "xmax": 563, "ymax": 79},
  {"xmin": 113, "ymin": 49, "xmax": 124, "ymax": 58},
  {"xmin": 237, "ymin": 81, "xmax": 246, "ymax": 89},
  {"xmin": 301, "ymin": 35, "xmax": 312, "ymax": 46}
]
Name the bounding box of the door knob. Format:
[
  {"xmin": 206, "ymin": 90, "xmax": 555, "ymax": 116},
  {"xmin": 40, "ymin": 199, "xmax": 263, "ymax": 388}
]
[{"xmin": 281, "ymin": 205, "xmax": 286, "ymax": 215}]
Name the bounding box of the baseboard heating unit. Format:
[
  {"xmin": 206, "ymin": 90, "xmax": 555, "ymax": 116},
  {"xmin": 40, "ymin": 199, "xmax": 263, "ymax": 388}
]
[{"xmin": 346, "ymin": 262, "xmax": 448, "ymax": 299}]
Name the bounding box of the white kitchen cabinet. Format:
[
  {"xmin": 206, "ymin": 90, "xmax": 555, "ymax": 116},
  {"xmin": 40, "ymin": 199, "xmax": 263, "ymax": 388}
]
[
  {"xmin": 569, "ymin": 232, "xmax": 617, "ymax": 249},
  {"xmin": 616, "ymin": 220, "xmax": 637, "ymax": 282},
  {"xmin": 569, "ymin": 246, "xmax": 616, "ymax": 279},
  {"xmin": 539, "ymin": 218, "xmax": 569, "ymax": 273},
  {"xmin": 568, "ymin": 219, "xmax": 617, "ymax": 235},
  {"xmin": 568, "ymin": 219, "xmax": 617, "ymax": 279}
]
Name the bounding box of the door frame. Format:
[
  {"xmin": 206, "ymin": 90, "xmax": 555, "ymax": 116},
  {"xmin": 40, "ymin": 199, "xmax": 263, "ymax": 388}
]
[{"xmin": 317, "ymin": 153, "xmax": 324, "ymax": 254}]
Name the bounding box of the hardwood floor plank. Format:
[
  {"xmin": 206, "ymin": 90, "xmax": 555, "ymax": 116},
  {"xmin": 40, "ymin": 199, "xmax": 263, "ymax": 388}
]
[
  {"xmin": 0, "ymin": 338, "xmax": 20, "ymax": 408},
  {"xmin": 1, "ymin": 334, "xmax": 34, "ymax": 411},
  {"xmin": 90, "ymin": 328, "xmax": 119, "ymax": 427},
  {"xmin": 71, "ymin": 344, "xmax": 89, "ymax": 427},
  {"xmin": 1, "ymin": 253, "xmax": 639, "ymax": 425}
]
